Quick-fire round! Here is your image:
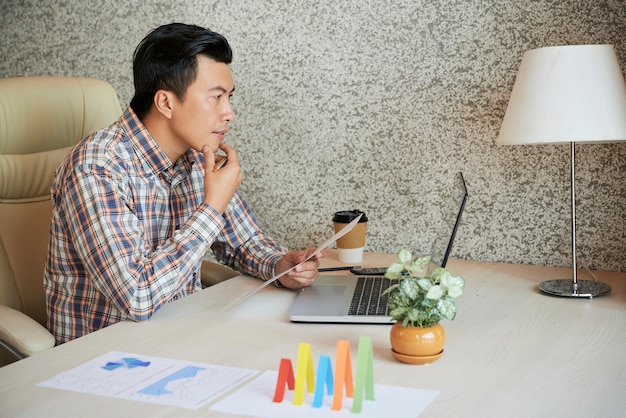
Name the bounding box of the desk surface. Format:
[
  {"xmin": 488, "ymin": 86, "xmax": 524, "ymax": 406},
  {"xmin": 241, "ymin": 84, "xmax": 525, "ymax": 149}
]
[{"xmin": 1, "ymin": 251, "xmax": 625, "ymax": 417}]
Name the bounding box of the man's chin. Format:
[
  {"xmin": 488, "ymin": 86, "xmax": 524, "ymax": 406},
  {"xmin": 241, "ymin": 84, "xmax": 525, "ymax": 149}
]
[{"xmin": 197, "ymin": 143, "xmax": 219, "ymax": 154}]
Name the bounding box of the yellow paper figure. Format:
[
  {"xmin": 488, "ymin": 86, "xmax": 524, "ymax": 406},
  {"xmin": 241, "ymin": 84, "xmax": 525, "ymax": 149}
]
[{"xmin": 293, "ymin": 342, "xmax": 315, "ymax": 405}]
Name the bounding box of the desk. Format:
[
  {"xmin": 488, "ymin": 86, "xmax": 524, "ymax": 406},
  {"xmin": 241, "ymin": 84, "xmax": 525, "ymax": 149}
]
[{"xmin": 1, "ymin": 251, "xmax": 625, "ymax": 417}]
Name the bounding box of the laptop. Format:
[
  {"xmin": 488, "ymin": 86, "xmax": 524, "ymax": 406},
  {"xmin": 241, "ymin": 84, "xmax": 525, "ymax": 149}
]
[{"xmin": 289, "ymin": 172, "xmax": 468, "ymax": 324}]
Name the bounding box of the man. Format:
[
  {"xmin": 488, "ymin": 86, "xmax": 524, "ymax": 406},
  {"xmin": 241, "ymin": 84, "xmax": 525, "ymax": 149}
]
[{"xmin": 44, "ymin": 23, "xmax": 321, "ymax": 344}]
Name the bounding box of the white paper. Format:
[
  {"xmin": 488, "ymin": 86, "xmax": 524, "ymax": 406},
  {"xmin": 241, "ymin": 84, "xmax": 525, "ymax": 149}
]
[
  {"xmin": 210, "ymin": 370, "xmax": 439, "ymax": 418},
  {"xmin": 37, "ymin": 351, "xmax": 258, "ymax": 410},
  {"xmin": 228, "ymin": 213, "xmax": 363, "ymax": 308}
]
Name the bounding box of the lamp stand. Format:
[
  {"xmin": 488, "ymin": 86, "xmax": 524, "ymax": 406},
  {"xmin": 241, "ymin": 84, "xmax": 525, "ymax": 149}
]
[{"xmin": 538, "ymin": 142, "xmax": 612, "ymax": 298}]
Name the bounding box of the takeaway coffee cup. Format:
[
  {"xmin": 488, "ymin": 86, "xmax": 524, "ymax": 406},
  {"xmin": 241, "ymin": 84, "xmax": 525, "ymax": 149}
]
[{"xmin": 333, "ymin": 210, "xmax": 368, "ymax": 263}]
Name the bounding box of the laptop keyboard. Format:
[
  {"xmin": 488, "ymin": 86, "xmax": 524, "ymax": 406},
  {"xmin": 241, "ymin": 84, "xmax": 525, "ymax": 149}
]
[{"xmin": 348, "ymin": 276, "xmax": 392, "ymax": 316}]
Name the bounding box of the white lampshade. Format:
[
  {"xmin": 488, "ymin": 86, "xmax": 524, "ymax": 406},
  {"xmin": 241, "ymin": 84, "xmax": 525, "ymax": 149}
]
[{"xmin": 496, "ymin": 44, "xmax": 626, "ymax": 145}]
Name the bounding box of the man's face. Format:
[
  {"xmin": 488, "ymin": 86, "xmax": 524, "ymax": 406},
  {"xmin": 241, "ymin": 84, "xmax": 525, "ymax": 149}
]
[{"xmin": 169, "ymin": 55, "xmax": 235, "ymax": 154}]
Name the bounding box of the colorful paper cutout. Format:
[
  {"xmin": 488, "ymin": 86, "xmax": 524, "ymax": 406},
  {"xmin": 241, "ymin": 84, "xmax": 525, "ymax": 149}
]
[
  {"xmin": 272, "ymin": 358, "xmax": 295, "ymax": 403},
  {"xmin": 312, "ymin": 355, "xmax": 334, "ymax": 408},
  {"xmin": 332, "ymin": 339, "xmax": 354, "ymax": 411},
  {"xmin": 352, "ymin": 336, "xmax": 375, "ymax": 413},
  {"xmin": 293, "ymin": 343, "xmax": 315, "ymax": 405},
  {"xmin": 273, "ymin": 337, "xmax": 376, "ymax": 413}
]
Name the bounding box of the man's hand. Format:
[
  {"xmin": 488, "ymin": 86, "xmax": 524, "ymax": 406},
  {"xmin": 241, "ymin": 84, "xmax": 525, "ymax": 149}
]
[
  {"xmin": 276, "ymin": 249, "xmax": 324, "ymax": 289},
  {"xmin": 202, "ymin": 143, "xmax": 242, "ymax": 213}
]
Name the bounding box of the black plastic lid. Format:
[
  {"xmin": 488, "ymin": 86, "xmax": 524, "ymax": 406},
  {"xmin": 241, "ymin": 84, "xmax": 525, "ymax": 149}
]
[{"xmin": 332, "ymin": 210, "xmax": 368, "ymax": 223}]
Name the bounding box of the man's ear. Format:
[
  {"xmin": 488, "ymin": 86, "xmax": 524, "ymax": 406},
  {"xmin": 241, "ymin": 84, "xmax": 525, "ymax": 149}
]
[{"xmin": 153, "ymin": 89, "xmax": 175, "ymax": 119}]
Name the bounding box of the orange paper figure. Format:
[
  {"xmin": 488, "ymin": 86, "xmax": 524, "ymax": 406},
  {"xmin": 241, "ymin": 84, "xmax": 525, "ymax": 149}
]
[
  {"xmin": 293, "ymin": 342, "xmax": 315, "ymax": 406},
  {"xmin": 331, "ymin": 339, "xmax": 354, "ymax": 411},
  {"xmin": 272, "ymin": 358, "xmax": 295, "ymax": 403}
]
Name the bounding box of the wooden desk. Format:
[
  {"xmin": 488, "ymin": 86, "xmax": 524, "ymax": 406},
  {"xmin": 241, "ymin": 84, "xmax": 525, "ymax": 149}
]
[{"xmin": 1, "ymin": 251, "xmax": 625, "ymax": 417}]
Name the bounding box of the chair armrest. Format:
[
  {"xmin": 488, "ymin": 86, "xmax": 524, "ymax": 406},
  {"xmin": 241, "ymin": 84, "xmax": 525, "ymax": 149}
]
[
  {"xmin": 0, "ymin": 305, "xmax": 55, "ymax": 359},
  {"xmin": 200, "ymin": 261, "xmax": 238, "ymax": 287}
]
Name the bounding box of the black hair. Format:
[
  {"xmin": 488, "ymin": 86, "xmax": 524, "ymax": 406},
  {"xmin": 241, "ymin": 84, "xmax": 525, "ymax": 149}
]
[{"xmin": 129, "ymin": 23, "xmax": 233, "ymax": 120}]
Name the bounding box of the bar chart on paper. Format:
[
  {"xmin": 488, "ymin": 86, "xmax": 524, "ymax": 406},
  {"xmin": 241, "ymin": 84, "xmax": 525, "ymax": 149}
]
[{"xmin": 37, "ymin": 351, "xmax": 259, "ymax": 409}]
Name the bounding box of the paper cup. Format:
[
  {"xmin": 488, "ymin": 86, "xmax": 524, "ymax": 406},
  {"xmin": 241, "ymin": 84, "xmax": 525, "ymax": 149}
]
[{"xmin": 333, "ymin": 210, "xmax": 368, "ymax": 263}]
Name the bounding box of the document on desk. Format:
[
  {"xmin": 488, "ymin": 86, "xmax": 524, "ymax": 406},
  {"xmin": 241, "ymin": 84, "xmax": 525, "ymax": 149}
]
[
  {"xmin": 228, "ymin": 213, "xmax": 363, "ymax": 308},
  {"xmin": 37, "ymin": 351, "xmax": 258, "ymax": 410}
]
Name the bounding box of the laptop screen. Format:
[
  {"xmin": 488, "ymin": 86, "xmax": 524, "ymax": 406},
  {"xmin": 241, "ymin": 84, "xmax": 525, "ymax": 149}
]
[{"xmin": 431, "ymin": 172, "xmax": 468, "ymax": 268}]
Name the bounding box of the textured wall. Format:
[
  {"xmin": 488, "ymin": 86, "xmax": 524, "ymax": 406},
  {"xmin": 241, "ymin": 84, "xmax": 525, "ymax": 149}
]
[{"xmin": 1, "ymin": 0, "xmax": 625, "ymax": 272}]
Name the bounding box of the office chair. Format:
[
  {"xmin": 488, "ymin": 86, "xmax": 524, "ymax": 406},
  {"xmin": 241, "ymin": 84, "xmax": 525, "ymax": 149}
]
[{"xmin": 0, "ymin": 76, "xmax": 122, "ymax": 366}]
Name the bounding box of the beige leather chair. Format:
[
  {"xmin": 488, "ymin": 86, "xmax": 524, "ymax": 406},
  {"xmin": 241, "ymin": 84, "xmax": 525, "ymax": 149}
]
[
  {"xmin": 0, "ymin": 76, "xmax": 122, "ymax": 366},
  {"xmin": 201, "ymin": 259, "xmax": 238, "ymax": 287}
]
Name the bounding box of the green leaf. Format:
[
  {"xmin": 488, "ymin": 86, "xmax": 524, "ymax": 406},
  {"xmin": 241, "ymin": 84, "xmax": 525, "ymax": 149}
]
[
  {"xmin": 399, "ymin": 278, "xmax": 420, "ymax": 299},
  {"xmin": 447, "ymin": 285, "xmax": 464, "ymax": 299},
  {"xmin": 426, "ymin": 285, "xmax": 444, "ymax": 300},
  {"xmin": 429, "ymin": 267, "xmax": 452, "ymax": 284},
  {"xmin": 389, "ymin": 307, "xmax": 407, "ymax": 318},
  {"xmin": 410, "ymin": 255, "xmax": 431, "ymax": 272},
  {"xmin": 385, "ymin": 263, "xmax": 405, "ymax": 280},
  {"xmin": 417, "ymin": 278, "xmax": 432, "ymax": 291},
  {"xmin": 448, "ymin": 275, "xmax": 465, "ymax": 288},
  {"xmin": 437, "ymin": 298, "xmax": 457, "ymax": 320},
  {"xmin": 407, "ymin": 309, "xmax": 419, "ymax": 322},
  {"xmin": 397, "ymin": 248, "xmax": 413, "ymax": 264}
]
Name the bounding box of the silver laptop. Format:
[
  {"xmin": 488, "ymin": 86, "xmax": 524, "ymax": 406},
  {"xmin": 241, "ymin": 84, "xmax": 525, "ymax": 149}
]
[{"xmin": 289, "ymin": 172, "xmax": 468, "ymax": 324}]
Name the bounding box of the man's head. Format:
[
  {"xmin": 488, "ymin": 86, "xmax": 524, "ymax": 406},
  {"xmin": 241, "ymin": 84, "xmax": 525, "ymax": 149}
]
[{"xmin": 130, "ymin": 23, "xmax": 233, "ymax": 120}]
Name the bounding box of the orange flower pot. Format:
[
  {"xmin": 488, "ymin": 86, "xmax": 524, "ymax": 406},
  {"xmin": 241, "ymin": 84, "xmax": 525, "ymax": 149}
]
[{"xmin": 390, "ymin": 322, "xmax": 445, "ymax": 364}]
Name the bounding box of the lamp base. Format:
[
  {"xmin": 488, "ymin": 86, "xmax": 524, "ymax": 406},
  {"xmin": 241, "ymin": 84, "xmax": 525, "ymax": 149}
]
[{"xmin": 539, "ymin": 279, "xmax": 611, "ymax": 298}]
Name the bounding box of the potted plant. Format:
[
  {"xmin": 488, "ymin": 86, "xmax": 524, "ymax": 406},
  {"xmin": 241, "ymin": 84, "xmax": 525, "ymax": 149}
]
[{"xmin": 383, "ymin": 248, "xmax": 465, "ymax": 364}]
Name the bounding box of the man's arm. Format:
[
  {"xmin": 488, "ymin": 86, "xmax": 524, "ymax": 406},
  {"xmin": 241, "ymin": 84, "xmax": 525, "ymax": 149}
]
[{"xmin": 60, "ymin": 165, "xmax": 222, "ymax": 321}]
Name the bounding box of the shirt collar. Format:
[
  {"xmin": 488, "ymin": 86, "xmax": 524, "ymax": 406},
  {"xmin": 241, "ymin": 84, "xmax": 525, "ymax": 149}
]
[{"xmin": 120, "ymin": 106, "xmax": 200, "ymax": 175}]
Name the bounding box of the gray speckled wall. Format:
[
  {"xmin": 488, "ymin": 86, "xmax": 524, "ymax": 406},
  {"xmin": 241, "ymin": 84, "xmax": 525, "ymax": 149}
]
[{"xmin": 2, "ymin": 0, "xmax": 625, "ymax": 272}]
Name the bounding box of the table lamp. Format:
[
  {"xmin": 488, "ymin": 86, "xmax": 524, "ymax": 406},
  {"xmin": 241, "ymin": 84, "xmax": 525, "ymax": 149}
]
[{"xmin": 496, "ymin": 44, "xmax": 626, "ymax": 298}]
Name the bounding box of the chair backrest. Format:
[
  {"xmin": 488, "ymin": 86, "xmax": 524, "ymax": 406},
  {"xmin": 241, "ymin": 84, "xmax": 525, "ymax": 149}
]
[{"xmin": 0, "ymin": 76, "xmax": 122, "ymax": 327}]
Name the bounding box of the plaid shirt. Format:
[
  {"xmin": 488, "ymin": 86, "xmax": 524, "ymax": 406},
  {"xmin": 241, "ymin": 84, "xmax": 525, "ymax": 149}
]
[{"xmin": 45, "ymin": 107, "xmax": 285, "ymax": 344}]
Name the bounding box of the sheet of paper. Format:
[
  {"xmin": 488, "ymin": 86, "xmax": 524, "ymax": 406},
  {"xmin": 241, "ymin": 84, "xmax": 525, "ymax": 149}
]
[
  {"xmin": 210, "ymin": 370, "xmax": 439, "ymax": 418},
  {"xmin": 228, "ymin": 214, "xmax": 363, "ymax": 308},
  {"xmin": 37, "ymin": 351, "xmax": 258, "ymax": 410}
]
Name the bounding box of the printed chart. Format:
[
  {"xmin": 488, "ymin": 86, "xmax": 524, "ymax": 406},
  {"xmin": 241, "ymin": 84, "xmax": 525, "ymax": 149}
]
[{"xmin": 38, "ymin": 351, "xmax": 258, "ymax": 409}]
